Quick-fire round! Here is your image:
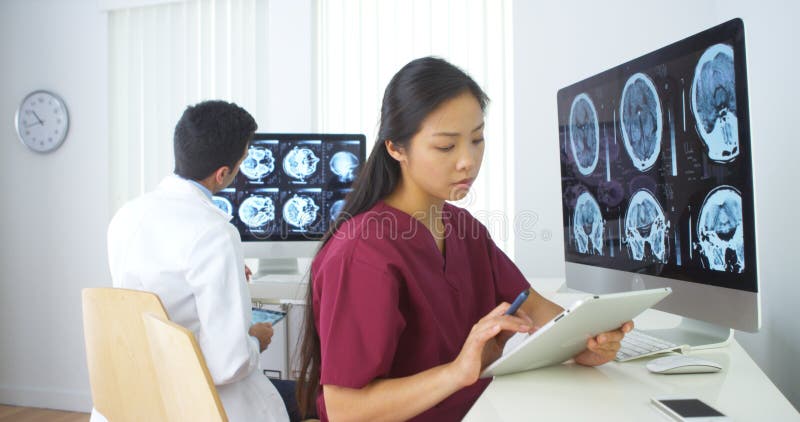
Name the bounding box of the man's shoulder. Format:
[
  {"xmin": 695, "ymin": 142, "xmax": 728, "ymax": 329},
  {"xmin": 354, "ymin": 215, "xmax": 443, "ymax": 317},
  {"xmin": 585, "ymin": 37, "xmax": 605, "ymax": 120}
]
[{"xmin": 110, "ymin": 188, "xmax": 231, "ymax": 237}]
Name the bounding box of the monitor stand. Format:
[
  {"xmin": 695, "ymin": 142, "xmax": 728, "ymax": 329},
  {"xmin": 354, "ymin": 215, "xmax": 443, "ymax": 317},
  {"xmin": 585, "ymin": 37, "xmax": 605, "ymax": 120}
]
[
  {"xmin": 639, "ymin": 317, "xmax": 733, "ymax": 350},
  {"xmin": 251, "ymin": 258, "xmax": 304, "ymax": 283},
  {"xmin": 248, "ymin": 258, "xmax": 308, "ymax": 302}
]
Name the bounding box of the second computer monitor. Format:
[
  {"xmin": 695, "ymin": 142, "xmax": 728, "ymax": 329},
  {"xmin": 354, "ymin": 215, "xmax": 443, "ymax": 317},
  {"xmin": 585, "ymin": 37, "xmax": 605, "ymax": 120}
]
[
  {"xmin": 213, "ymin": 133, "xmax": 367, "ymax": 242},
  {"xmin": 556, "ymin": 19, "xmax": 759, "ymax": 334}
]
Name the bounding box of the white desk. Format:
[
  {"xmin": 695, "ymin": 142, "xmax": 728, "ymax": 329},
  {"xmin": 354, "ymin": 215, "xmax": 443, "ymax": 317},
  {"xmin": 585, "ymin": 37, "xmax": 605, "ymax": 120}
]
[{"xmin": 464, "ymin": 282, "xmax": 799, "ymax": 421}]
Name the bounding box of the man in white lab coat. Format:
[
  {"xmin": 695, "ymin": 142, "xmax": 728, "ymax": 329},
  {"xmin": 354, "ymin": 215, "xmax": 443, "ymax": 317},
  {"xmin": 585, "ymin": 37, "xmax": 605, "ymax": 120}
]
[{"xmin": 101, "ymin": 101, "xmax": 290, "ymax": 421}]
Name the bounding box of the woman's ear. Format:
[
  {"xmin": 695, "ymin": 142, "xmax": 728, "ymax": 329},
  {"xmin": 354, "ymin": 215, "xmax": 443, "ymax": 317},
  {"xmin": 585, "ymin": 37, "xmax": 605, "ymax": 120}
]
[{"xmin": 385, "ymin": 140, "xmax": 406, "ymax": 163}]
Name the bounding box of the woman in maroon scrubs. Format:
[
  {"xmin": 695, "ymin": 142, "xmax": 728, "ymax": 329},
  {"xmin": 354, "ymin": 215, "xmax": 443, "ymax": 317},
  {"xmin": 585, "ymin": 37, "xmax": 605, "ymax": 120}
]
[{"xmin": 296, "ymin": 57, "xmax": 632, "ymax": 421}]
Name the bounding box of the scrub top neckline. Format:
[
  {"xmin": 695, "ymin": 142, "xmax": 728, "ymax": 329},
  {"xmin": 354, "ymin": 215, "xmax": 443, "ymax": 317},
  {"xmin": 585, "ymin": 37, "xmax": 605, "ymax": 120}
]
[{"xmin": 377, "ymin": 201, "xmax": 452, "ymax": 273}]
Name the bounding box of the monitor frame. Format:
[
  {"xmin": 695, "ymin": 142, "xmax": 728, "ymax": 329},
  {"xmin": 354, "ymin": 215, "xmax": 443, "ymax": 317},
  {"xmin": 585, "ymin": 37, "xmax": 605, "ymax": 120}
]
[
  {"xmin": 218, "ymin": 132, "xmax": 367, "ymax": 243},
  {"xmin": 227, "ymin": 133, "xmax": 366, "ymax": 276},
  {"xmin": 558, "ymin": 19, "xmax": 760, "ymax": 334}
]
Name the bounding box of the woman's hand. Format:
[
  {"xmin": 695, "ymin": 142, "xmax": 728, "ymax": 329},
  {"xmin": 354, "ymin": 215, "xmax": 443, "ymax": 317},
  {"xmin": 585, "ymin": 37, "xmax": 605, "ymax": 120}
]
[
  {"xmin": 447, "ymin": 303, "xmax": 536, "ymax": 388},
  {"xmin": 573, "ymin": 321, "xmax": 634, "ymax": 366}
]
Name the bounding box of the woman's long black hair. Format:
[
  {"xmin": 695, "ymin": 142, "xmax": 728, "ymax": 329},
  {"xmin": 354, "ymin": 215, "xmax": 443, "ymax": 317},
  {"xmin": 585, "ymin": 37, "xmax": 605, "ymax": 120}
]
[{"xmin": 295, "ymin": 56, "xmax": 489, "ymax": 417}]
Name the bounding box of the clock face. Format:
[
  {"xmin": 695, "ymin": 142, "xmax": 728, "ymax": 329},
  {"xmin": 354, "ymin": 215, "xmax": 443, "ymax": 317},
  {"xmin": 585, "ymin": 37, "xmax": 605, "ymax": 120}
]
[{"xmin": 15, "ymin": 91, "xmax": 69, "ymax": 153}]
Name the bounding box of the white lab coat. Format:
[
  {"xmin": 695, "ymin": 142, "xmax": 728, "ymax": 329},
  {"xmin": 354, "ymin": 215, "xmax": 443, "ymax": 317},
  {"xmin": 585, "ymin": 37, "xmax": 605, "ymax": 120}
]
[{"xmin": 93, "ymin": 175, "xmax": 289, "ymax": 422}]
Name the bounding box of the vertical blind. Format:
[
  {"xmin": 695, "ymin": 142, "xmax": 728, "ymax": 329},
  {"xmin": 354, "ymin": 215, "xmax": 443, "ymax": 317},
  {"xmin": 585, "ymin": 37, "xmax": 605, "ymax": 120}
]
[
  {"xmin": 316, "ymin": 0, "xmax": 515, "ymax": 253},
  {"xmin": 109, "ymin": 0, "xmax": 269, "ymax": 212},
  {"xmin": 109, "ymin": 0, "xmax": 515, "ymax": 253}
]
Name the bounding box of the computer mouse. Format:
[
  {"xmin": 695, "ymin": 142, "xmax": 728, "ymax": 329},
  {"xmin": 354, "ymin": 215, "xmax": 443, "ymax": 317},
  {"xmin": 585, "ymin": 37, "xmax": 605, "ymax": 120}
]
[{"xmin": 646, "ymin": 355, "xmax": 723, "ymax": 374}]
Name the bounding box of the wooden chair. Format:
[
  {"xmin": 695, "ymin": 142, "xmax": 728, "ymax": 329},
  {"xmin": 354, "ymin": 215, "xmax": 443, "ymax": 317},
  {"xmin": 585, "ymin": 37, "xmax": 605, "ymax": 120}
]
[
  {"xmin": 141, "ymin": 312, "xmax": 228, "ymax": 421},
  {"xmin": 81, "ymin": 287, "xmax": 169, "ymax": 421}
]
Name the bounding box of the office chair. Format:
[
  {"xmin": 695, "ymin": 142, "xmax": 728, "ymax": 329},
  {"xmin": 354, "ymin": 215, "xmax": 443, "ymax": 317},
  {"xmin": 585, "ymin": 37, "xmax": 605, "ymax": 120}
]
[
  {"xmin": 142, "ymin": 312, "xmax": 228, "ymax": 421},
  {"xmin": 81, "ymin": 287, "xmax": 169, "ymax": 421}
]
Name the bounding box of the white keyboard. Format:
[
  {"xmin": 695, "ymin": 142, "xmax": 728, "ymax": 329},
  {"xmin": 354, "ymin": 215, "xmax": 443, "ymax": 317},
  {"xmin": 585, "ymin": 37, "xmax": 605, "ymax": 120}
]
[{"xmin": 616, "ymin": 329, "xmax": 682, "ymax": 362}]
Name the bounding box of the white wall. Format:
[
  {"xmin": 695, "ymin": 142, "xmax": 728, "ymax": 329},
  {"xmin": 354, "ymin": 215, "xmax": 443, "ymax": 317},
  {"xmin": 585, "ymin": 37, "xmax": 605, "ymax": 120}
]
[
  {"xmin": 0, "ymin": 0, "xmax": 313, "ymax": 412},
  {"xmin": 0, "ymin": 0, "xmax": 109, "ymax": 411},
  {"xmin": 513, "ymin": 0, "xmax": 800, "ymax": 409}
]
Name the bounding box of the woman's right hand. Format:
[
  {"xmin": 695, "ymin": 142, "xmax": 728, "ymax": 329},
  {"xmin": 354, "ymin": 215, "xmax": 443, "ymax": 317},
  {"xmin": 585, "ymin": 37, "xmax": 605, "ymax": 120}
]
[{"xmin": 447, "ymin": 303, "xmax": 536, "ymax": 388}]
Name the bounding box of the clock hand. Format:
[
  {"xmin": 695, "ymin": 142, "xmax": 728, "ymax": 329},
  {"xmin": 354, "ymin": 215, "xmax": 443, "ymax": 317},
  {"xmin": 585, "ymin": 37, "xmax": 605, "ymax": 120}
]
[
  {"xmin": 24, "ymin": 120, "xmax": 42, "ymax": 128},
  {"xmin": 31, "ymin": 111, "xmax": 44, "ymax": 125}
]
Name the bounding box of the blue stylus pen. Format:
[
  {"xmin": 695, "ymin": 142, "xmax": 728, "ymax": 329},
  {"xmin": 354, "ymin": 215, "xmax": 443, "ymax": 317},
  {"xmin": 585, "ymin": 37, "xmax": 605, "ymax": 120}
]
[{"xmin": 504, "ymin": 288, "xmax": 530, "ymax": 315}]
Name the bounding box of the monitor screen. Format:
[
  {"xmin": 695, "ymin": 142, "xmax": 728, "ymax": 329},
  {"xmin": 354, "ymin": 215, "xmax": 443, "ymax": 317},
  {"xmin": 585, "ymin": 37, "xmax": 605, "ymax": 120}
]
[
  {"xmin": 213, "ymin": 133, "xmax": 366, "ymax": 241},
  {"xmin": 557, "ymin": 19, "xmax": 757, "ymax": 293}
]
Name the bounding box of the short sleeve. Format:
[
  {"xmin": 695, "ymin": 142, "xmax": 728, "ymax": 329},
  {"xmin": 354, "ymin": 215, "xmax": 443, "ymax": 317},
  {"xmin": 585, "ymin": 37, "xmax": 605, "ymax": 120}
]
[
  {"xmin": 315, "ymin": 252, "xmax": 406, "ymax": 388},
  {"xmin": 487, "ymin": 235, "xmax": 531, "ymax": 304}
]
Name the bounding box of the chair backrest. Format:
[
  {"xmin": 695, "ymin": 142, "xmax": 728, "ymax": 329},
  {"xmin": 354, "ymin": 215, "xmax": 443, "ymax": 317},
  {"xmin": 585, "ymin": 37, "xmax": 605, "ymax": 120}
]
[
  {"xmin": 142, "ymin": 312, "xmax": 228, "ymax": 422},
  {"xmin": 81, "ymin": 287, "xmax": 170, "ymax": 421}
]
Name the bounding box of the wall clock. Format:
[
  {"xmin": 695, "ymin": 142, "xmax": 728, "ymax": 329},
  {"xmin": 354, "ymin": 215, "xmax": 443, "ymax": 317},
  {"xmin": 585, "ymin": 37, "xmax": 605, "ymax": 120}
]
[{"xmin": 15, "ymin": 90, "xmax": 69, "ymax": 153}]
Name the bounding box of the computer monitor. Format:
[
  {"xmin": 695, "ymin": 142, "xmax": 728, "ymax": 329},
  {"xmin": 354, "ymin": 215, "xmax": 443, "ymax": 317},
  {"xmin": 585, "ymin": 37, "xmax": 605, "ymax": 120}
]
[
  {"xmin": 556, "ymin": 19, "xmax": 759, "ymax": 349},
  {"xmin": 213, "ymin": 133, "xmax": 367, "ymax": 277}
]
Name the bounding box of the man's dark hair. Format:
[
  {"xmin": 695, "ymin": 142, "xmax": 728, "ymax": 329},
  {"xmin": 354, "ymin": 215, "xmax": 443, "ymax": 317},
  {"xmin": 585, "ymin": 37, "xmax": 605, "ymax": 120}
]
[{"xmin": 173, "ymin": 100, "xmax": 257, "ymax": 180}]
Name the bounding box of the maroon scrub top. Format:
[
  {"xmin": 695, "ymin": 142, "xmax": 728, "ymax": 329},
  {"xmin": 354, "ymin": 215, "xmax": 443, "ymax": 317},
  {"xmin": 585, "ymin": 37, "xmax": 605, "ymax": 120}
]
[{"xmin": 312, "ymin": 201, "xmax": 530, "ymax": 421}]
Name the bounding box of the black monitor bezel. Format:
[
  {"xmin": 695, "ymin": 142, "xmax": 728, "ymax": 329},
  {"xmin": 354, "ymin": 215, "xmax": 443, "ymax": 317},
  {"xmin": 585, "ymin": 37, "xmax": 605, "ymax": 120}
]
[{"xmin": 556, "ymin": 18, "xmax": 757, "ymax": 293}]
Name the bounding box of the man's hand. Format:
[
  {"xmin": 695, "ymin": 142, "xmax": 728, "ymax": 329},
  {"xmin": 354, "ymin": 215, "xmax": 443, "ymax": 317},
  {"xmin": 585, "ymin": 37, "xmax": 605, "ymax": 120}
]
[
  {"xmin": 249, "ymin": 322, "xmax": 273, "ymax": 352},
  {"xmin": 245, "ymin": 265, "xmax": 253, "ymax": 282}
]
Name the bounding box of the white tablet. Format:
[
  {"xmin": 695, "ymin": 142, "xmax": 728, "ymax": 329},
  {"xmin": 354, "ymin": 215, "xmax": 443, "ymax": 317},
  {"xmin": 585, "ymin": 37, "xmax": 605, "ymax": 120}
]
[{"xmin": 480, "ymin": 287, "xmax": 671, "ymax": 378}]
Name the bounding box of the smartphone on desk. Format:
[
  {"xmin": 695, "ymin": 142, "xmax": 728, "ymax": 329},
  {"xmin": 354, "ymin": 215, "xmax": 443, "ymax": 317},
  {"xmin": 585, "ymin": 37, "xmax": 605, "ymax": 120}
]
[
  {"xmin": 251, "ymin": 308, "xmax": 286, "ymax": 325},
  {"xmin": 651, "ymin": 396, "xmax": 730, "ymax": 421}
]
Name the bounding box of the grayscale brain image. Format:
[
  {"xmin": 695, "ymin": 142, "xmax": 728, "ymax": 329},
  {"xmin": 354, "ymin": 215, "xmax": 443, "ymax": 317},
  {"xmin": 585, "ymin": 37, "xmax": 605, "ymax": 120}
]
[
  {"xmin": 227, "ymin": 136, "xmax": 365, "ymax": 241},
  {"xmin": 283, "ymin": 194, "xmax": 319, "ymax": 229},
  {"xmin": 240, "ymin": 139, "xmax": 280, "ymax": 186},
  {"xmin": 212, "ymin": 196, "xmax": 233, "ymax": 216},
  {"xmin": 330, "ymin": 199, "xmax": 345, "ymax": 221},
  {"xmin": 692, "ymin": 43, "xmax": 738, "ymax": 162},
  {"xmin": 620, "ymin": 73, "xmax": 663, "ymax": 172},
  {"xmin": 569, "ymin": 93, "xmax": 600, "ymax": 175},
  {"xmin": 695, "ymin": 186, "xmax": 744, "ymax": 273},
  {"xmin": 235, "ymin": 188, "xmax": 280, "ymax": 239},
  {"xmin": 283, "ymin": 146, "xmax": 321, "ymax": 182},
  {"xmin": 556, "ymin": 19, "xmax": 756, "ymax": 292},
  {"xmin": 330, "ymin": 151, "xmax": 359, "ymax": 183},
  {"xmin": 624, "ymin": 189, "xmax": 669, "ymax": 263},
  {"xmin": 241, "ymin": 145, "xmax": 276, "ymax": 180},
  {"xmin": 322, "ymin": 188, "xmax": 351, "ymax": 225},
  {"xmin": 239, "ymin": 195, "xmax": 276, "ymax": 229},
  {"xmin": 281, "ymin": 189, "xmax": 322, "ymax": 233},
  {"xmin": 573, "ymin": 191, "xmax": 605, "ymax": 255}
]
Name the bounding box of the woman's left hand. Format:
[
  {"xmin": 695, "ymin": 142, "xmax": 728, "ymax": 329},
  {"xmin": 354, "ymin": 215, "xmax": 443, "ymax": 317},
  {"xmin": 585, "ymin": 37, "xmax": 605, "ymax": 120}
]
[{"xmin": 573, "ymin": 321, "xmax": 634, "ymax": 366}]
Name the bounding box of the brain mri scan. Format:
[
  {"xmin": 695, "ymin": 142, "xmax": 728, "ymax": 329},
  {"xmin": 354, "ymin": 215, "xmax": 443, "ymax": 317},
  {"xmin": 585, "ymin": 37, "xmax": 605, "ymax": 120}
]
[
  {"xmin": 240, "ymin": 146, "xmax": 276, "ymax": 180},
  {"xmin": 238, "ymin": 195, "xmax": 276, "ymax": 229},
  {"xmin": 283, "ymin": 194, "xmax": 320, "ymax": 229},
  {"xmin": 569, "ymin": 93, "xmax": 600, "ymax": 176},
  {"xmin": 696, "ymin": 186, "xmax": 744, "ymax": 273},
  {"xmin": 330, "ymin": 199, "xmax": 345, "ymax": 222},
  {"xmin": 620, "ymin": 73, "xmax": 663, "ymax": 171},
  {"xmin": 330, "ymin": 151, "xmax": 359, "ymax": 182},
  {"xmin": 624, "ymin": 189, "xmax": 670, "ymax": 262},
  {"xmin": 283, "ymin": 147, "xmax": 321, "ymax": 181},
  {"xmin": 212, "ymin": 196, "xmax": 232, "ymax": 216},
  {"xmin": 573, "ymin": 192, "xmax": 605, "ymax": 255},
  {"xmin": 692, "ymin": 43, "xmax": 738, "ymax": 162}
]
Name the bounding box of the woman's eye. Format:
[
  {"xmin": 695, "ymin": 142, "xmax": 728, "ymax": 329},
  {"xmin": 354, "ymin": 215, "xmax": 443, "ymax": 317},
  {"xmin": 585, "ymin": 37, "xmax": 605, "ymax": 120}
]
[
  {"xmin": 437, "ymin": 145, "xmax": 455, "ymax": 152},
  {"xmin": 473, "ymin": 138, "xmax": 485, "ymax": 145}
]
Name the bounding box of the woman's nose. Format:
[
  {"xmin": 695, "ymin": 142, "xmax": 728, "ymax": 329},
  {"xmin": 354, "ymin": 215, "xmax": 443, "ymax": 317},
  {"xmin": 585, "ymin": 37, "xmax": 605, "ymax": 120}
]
[{"xmin": 457, "ymin": 148, "xmax": 477, "ymax": 172}]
